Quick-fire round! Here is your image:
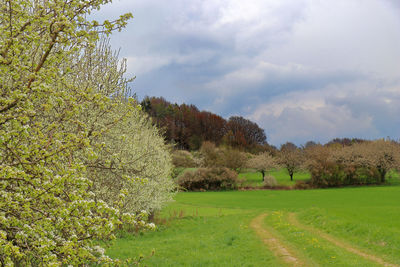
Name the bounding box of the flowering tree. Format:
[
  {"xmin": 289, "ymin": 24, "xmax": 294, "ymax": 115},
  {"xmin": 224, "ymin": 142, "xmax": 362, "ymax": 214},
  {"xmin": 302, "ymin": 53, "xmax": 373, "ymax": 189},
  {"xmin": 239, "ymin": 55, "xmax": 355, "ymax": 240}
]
[
  {"xmin": 61, "ymin": 39, "xmax": 175, "ymax": 216},
  {"xmin": 246, "ymin": 153, "xmax": 277, "ymax": 181},
  {"xmin": 278, "ymin": 142, "xmax": 304, "ymax": 181},
  {"xmin": 306, "ymin": 140, "xmax": 400, "ymax": 187},
  {"xmin": 332, "ymin": 139, "xmax": 400, "ymax": 183},
  {"xmin": 0, "ymin": 1, "xmax": 164, "ymax": 265}
]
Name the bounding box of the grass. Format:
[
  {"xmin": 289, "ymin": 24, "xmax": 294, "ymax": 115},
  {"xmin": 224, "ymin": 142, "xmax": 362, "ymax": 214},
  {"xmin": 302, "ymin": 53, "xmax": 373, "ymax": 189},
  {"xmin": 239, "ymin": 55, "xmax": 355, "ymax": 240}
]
[
  {"xmin": 105, "ymin": 175, "xmax": 400, "ymax": 266},
  {"xmin": 106, "ymin": 206, "xmax": 279, "ymax": 266}
]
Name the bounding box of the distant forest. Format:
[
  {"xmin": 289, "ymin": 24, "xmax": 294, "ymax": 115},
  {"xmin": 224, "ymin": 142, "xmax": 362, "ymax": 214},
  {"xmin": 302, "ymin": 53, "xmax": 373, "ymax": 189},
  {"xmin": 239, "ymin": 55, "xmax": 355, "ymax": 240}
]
[{"xmin": 141, "ymin": 96, "xmax": 268, "ymax": 151}]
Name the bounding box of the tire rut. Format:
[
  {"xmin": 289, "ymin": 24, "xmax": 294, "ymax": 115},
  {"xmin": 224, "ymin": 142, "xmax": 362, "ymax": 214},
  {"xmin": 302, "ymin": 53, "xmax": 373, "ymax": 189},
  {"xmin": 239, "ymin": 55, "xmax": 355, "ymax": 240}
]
[
  {"xmin": 287, "ymin": 212, "xmax": 398, "ymax": 267},
  {"xmin": 250, "ymin": 213, "xmax": 306, "ymax": 266}
]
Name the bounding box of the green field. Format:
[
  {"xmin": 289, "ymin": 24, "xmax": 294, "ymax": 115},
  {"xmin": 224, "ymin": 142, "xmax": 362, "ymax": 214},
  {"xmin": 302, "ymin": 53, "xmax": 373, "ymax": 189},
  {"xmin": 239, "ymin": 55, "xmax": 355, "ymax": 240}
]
[{"xmin": 105, "ymin": 174, "xmax": 400, "ymax": 266}]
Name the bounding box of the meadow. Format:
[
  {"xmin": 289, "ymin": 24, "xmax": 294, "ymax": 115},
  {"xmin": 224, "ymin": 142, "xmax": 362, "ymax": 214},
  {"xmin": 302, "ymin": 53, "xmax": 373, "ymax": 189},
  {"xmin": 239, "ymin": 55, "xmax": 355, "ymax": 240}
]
[{"xmin": 105, "ymin": 173, "xmax": 400, "ymax": 266}]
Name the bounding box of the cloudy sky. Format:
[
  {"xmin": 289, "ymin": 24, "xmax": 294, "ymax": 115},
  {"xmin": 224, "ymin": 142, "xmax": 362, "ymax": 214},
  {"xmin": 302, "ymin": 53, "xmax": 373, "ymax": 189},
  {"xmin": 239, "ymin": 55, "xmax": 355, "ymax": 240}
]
[{"xmin": 94, "ymin": 0, "xmax": 400, "ymax": 146}]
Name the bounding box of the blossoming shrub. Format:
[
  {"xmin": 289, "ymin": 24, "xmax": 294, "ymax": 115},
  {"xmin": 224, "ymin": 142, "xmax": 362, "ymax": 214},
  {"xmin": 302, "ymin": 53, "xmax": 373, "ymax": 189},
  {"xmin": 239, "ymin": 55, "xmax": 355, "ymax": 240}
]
[
  {"xmin": 172, "ymin": 150, "xmax": 197, "ymax": 168},
  {"xmin": 87, "ymin": 102, "xmax": 175, "ymax": 215},
  {"xmin": 59, "ymin": 39, "xmax": 175, "ymax": 216}
]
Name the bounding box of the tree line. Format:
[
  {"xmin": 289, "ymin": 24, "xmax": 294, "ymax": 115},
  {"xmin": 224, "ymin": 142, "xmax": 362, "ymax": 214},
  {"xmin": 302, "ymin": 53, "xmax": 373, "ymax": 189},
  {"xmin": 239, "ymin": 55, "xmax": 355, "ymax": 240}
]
[
  {"xmin": 141, "ymin": 96, "xmax": 267, "ymax": 151},
  {"xmin": 172, "ymin": 138, "xmax": 400, "ymax": 191}
]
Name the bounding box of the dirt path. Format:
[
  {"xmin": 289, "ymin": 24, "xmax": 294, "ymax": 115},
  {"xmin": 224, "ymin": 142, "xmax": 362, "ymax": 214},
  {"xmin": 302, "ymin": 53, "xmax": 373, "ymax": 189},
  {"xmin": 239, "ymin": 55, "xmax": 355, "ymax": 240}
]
[
  {"xmin": 250, "ymin": 213, "xmax": 306, "ymax": 266},
  {"xmin": 287, "ymin": 212, "xmax": 398, "ymax": 267}
]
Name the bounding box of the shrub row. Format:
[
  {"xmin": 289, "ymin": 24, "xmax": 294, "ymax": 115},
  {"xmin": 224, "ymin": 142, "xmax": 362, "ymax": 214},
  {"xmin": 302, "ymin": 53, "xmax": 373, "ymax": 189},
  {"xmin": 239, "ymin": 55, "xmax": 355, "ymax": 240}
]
[
  {"xmin": 177, "ymin": 167, "xmax": 238, "ymax": 191},
  {"xmin": 310, "ymin": 162, "xmax": 381, "ymax": 187}
]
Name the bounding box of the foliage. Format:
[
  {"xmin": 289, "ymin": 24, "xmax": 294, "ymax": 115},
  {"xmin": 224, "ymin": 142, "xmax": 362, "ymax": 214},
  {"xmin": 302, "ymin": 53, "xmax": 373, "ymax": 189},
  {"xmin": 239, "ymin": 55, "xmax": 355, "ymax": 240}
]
[
  {"xmin": 0, "ymin": 1, "xmax": 168, "ymax": 265},
  {"xmin": 142, "ymin": 97, "xmax": 226, "ymax": 150},
  {"xmin": 141, "ymin": 97, "xmax": 267, "ymax": 151},
  {"xmin": 225, "ymin": 116, "xmax": 267, "ymax": 149},
  {"xmin": 177, "ymin": 168, "xmax": 239, "ymax": 191}
]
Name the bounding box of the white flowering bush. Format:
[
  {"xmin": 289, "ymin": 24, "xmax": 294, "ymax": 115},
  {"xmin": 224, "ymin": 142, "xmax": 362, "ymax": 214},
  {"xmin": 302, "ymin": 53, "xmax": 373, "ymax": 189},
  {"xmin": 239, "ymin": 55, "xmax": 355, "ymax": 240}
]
[
  {"xmin": 0, "ymin": 0, "xmax": 170, "ymax": 265},
  {"xmin": 66, "ymin": 39, "xmax": 175, "ymax": 216},
  {"xmin": 86, "ymin": 100, "xmax": 175, "ymax": 215}
]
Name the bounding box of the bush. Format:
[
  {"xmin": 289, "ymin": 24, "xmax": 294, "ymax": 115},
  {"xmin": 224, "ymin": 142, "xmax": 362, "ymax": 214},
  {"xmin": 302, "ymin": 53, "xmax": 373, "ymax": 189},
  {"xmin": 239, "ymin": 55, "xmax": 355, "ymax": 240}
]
[
  {"xmin": 199, "ymin": 142, "xmax": 248, "ymax": 172},
  {"xmin": 219, "ymin": 148, "xmax": 248, "ymax": 172},
  {"xmin": 309, "ymin": 161, "xmax": 382, "ymax": 187},
  {"xmin": 87, "ymin": 104, "xmax": 175, "ymax": 215},
  {"xmin": 263, "ymin": 175, "xmax": 278, "ymax": 187},
  {"xmin": 305, "ymin": 145, "xmax": 382, "ymax": 188},
  {"xmin": 0, "ymin": 2, "xmax": 138, "ymax": 265},
  {"xmin": 293, "ymin": 180, "xmax": 313, "ymax": 190},
  {"xmin": 200, "ymin": 141, "xmax": 219, "ymax": 167},
  {"xmin": 177, "ymin": 167, "xmax": 239, "ymax": 191},
  {"xmin": 172, "ymin": 150, "xmax": 197, "ymax": 167}
]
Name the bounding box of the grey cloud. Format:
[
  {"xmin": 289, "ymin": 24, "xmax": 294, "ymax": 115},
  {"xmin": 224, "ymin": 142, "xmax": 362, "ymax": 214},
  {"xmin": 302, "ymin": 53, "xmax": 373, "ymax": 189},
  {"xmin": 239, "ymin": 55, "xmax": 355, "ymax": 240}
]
[
  {"xmin": 249, "ymin": 82, "xmax": 400, "ymax": 146},
  {"xmin": 94, "ymin": 0, "xmax": 400, "ymax": 145},
  {"xmin": 266, "ymin": 105, "xmax": 377, "ymax": 146},
  {"xmin": 202, "ymin": 62, "xmax": 366, "ymax": 116},
  {"xmin": 385, "ymin": 0, "xmax": 400, "ymax": 9},
  {"xmin": 327, "ymin": 91, "xmax": 400, "ymax": 137}
]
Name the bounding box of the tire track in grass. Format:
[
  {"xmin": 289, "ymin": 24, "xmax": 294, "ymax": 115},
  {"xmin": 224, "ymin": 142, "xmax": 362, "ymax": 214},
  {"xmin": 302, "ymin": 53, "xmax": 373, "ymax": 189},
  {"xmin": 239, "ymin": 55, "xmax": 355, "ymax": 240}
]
[
  {"xmin": 250, "ymin": 213, "xmax": 306, "ymax": 266},
  {"xmin": 287, "ymin": 212, "xmax": 398, "ymax": 267}
]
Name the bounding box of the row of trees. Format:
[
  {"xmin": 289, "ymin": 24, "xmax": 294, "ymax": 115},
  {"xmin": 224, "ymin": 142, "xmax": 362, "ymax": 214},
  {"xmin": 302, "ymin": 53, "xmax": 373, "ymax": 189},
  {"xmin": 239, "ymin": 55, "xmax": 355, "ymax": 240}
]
[
  {"xmin": 173, "ymin": 139, "xmax": 400, "ymax": 189},
  {"xmin": 1, "ymin": 1, "xmax": 174, "ymax": 265},
  {"xmin": 141, "ymin": 97, "xmax": 267, "ymax": 151},
  {"xmin": 306, "ymin": 140, "xmax": 400, "ymax": 186},
  {"xmin": 249, "ymin": 139, "xmax": 400, "ymax": 187},
  {"xmin": 172, "ymin": 141, "xmax": 302, "ymax": 181}
]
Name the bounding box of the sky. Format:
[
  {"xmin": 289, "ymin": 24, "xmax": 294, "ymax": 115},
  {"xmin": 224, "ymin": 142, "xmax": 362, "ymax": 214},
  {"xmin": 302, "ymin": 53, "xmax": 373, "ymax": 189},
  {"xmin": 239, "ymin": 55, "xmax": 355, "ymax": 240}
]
[{"xmin": 94, "ymin": 0, "xmax": 400, "ymax": 146}]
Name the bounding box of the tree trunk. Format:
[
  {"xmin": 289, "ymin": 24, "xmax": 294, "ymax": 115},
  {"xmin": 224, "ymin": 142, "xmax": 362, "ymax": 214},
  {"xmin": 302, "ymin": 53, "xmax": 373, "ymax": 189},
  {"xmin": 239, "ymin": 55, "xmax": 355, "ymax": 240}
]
[
  {"xmin": 290, "ymin": 172, "xmax": 293, "ymax": 181},
  {"xmin": 261, "ymin": 170, "xmax": 265, "ymax": 181},
  {"xmin": 379, "ymin": 169, "xmax": 387, "ymax": 183}
]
